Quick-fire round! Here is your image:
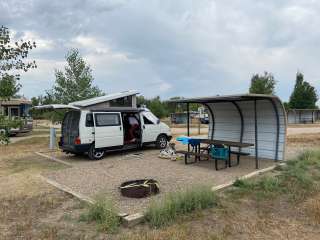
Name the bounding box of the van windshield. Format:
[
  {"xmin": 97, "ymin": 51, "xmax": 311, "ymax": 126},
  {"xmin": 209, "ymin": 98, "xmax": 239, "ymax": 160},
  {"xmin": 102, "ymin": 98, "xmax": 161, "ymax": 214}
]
[{"xmin": 143, "ymin": 111, "xmax": 159, "ymax": 124}]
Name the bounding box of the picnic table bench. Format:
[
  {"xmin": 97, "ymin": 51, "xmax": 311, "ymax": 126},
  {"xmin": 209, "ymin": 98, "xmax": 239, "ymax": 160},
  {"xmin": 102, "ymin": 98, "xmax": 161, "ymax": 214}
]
[{"xmin": 176, "ymin": 138, "xmax": 253, "ymax": 170}]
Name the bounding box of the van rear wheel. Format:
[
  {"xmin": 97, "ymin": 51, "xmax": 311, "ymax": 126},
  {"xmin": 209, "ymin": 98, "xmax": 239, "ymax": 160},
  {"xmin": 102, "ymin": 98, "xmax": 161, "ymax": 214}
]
[{"xmin": 88, "ymin": 145, "xmax": 105, "ymax": 160}]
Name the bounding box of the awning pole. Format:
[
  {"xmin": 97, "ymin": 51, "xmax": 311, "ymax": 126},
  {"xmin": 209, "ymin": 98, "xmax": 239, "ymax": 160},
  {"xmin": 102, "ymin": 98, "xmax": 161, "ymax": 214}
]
[{"xmin": 254, "ymin": 99, "xmax": 259, "ymax": 169}]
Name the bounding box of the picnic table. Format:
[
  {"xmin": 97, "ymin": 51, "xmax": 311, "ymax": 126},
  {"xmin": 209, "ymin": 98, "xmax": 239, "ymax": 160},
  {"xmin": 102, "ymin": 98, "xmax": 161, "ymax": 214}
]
[{"xmin": 176, "ymin": 138, "xmax": 254, "ymax": 170}]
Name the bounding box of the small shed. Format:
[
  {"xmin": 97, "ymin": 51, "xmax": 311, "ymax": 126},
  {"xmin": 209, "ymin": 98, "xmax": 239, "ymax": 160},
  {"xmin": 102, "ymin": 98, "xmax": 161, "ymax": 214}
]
[
  {"xmin": 287, "ymin": 109, "xmax": 320, "ymax": 124},
  {"xmin": 0, "ymin": 98, "xmax": 32, "ymax": 118},
  {"xmin": 173, "ymin": 94, "xmax": 287, "ymax": 168}
]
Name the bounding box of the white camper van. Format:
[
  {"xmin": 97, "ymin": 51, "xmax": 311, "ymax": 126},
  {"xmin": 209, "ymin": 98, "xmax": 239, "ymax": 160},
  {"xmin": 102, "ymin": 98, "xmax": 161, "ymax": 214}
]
[{"xmin": 37, "ymin": 105, "xmax": 172, "ymax": 160}]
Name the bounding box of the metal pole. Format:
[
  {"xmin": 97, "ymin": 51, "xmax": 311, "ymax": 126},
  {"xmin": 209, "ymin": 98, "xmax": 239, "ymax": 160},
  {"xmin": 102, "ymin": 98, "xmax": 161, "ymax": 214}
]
[
  {"xmin": 269, "ymin": 99, "xmax": 280, "ymax": 161},
  {"xmin": 187, "ymin": 103, "xmax": 190, "ymax": 152},
  {"xmin": 254, "ymin": 100, "xmax": 259, "ymax": 169},
  {"xmin": 312, "ymin": 110, "xmax": 314, "ymax": 123},
  {"xmin": 49, "ymin": 127, "xmax": 56, "ymax": 150}
]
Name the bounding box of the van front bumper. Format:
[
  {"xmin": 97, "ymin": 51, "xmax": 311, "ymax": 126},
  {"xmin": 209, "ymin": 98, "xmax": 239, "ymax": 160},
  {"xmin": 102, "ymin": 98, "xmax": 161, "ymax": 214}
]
[{"xmin": 59, "ymin": 143, "xmax": 91, "ymax": 154}]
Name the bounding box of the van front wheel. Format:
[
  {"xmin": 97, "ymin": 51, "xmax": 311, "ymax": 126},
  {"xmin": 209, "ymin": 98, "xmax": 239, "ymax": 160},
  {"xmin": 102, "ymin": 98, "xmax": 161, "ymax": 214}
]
[
  {"xmin": 156, "ymin": 135, "xmax": 168, "ymax": 149},
  {"xmin": 88, "ymin": 145, "xmax": 105, "ymax": 160}
]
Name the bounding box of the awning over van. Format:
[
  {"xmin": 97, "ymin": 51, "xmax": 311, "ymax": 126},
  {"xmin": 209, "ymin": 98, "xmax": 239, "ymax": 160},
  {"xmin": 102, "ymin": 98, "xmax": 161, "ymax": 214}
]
[{"xmin": 33, "ymin": 104, "xmax": 80, "ymax": 110}]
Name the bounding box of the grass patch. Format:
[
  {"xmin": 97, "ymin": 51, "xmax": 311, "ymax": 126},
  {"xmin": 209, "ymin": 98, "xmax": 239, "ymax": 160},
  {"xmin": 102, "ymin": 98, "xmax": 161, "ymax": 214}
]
[
  {"xmin": 80, "ymin": 197, "xmax": 120, "ymax": 233},
  {"xmin": 231, "ymin": 150, "xmax": 320, "ymax": 202},
  {"xmin": 145, "ymin": 185, "xmax": 217, "ymax": 228}
]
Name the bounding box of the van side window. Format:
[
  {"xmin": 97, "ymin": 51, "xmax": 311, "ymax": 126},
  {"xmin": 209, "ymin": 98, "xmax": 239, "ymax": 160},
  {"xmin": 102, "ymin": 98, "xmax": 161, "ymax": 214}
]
[
  {"xmin": 95, "ymin": 113, "xmax": 120, "ymax": 127},
  {"xmin": 143, "ymin": 116, "xmax": 154, "ymax": 125},
  {"xmin": 86, "ymin": 113, "xmax": 94, "ymax": 127}
]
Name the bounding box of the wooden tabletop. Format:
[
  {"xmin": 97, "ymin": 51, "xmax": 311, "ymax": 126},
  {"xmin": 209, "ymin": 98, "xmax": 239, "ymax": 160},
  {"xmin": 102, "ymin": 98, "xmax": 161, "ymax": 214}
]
[{"xmin": 197, "ymin": 138, "xmax": 254, "ymax": 148}]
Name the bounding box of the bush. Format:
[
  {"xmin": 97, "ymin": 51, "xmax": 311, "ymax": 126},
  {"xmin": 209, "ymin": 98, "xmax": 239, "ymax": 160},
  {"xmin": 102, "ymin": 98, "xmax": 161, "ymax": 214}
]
[
  {"xmin": 80, "ymin": 197, "xmax": 120, "ymax": 233},
  {"xmin": 145, "ymin": 186, "xmax": 217, "ymax": 228}
]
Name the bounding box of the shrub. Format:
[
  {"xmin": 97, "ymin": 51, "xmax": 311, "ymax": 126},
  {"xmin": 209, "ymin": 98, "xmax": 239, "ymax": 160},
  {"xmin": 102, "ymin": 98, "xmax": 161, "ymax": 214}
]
[
  {"xmin": 80, "ymin": 197, "xmax": 120, "ymax": 233},
  {"xmin": 145, "ymin": 185, "xmax": 217, "ymax": 228}
]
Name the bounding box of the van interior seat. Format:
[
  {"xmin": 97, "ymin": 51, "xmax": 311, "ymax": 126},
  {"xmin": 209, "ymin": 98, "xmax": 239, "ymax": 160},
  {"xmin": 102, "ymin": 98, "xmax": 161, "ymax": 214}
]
[{"xmin": 123, "ymin": 114, "xmax": 141, "ymax": 144}]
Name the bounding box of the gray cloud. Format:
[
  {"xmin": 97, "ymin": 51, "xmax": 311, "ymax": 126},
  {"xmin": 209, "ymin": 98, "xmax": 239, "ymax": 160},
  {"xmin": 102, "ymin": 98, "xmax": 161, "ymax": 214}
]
[{"xmin": 1, "ymin": 0, "xmax": 320, "ymax": 101}]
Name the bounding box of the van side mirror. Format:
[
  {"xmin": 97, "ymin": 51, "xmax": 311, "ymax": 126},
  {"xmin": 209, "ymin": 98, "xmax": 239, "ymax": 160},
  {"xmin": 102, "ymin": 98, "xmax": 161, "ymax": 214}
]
[{"xmin": 157, "ymin": 119, "xmax": 160, "ymax": 124}]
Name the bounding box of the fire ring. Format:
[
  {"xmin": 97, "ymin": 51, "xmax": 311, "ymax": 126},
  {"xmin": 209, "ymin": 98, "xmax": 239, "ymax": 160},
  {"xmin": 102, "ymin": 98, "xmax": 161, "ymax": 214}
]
[{"xmin": 120, "ymin": 179, "xmax": 159, "ymax": 198}]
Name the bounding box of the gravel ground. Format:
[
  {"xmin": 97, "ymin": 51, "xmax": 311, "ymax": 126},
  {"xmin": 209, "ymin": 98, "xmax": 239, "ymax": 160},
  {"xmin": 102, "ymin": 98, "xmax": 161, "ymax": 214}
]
[
  {"xmin": 45, "ymin": 147, "xmax": 275, "ymax": 215},
  {"xmin": 41, "ymin": 125, "xmax": 320, "ymax": 214}
]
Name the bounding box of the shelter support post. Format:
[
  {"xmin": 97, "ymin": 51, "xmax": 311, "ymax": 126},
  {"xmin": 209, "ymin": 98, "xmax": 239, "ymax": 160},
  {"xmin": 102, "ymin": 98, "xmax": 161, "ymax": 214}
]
[
  {"xmin": 231, "ymin": 101, "xmax": 244, "ymax": 157},
  {"xmin": 254, "ymin": 100, "xmax": 259, "ymax": 169},
  {"xmin": 312, "ymin": 110, "xmax": 314, "ymax": 123},
  {"xmin": 203, "ymin": 103, "xmax": 214, "ymax": 140},
  {"xmin": 187, "ymin": 103, "xmax": 190, "ymax": 152},
  {"xmin": 269, "ymin": 99, "xmax": 280, "ymax": 161}
]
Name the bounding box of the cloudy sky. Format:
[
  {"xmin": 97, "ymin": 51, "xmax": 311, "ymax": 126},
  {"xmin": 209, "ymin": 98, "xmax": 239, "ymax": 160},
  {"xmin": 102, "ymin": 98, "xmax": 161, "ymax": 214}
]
[{"xmin": 1, "ymin": 0, "xmax": 320, "ymax": 101}]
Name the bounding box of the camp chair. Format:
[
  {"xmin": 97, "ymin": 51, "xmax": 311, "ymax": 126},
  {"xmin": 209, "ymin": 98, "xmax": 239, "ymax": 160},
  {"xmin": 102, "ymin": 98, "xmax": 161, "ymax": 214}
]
[{"xmin": 210, "ymin": 144, "xmax": 229, "ymax": 170}]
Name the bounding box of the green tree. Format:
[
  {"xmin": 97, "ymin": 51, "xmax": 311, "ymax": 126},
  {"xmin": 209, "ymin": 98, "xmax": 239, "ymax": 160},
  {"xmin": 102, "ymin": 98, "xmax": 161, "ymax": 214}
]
[
  {"xmin": 0, "ymin": 74, "xmax": 21, "ymax": 100},
  {"xmin": 249, "ymin": 72, "xmax": 276, "ymax": 95},
  {"xmin": 51, "ymin": 49, "xmax": 104, "ymax": 104},
  {"xmin": 0, "ymin": 25, "xmax": 36, "ymax": 144},
  {"xmin": 289, "ymin": 72, "xmax": 318, "ymax": 109}
]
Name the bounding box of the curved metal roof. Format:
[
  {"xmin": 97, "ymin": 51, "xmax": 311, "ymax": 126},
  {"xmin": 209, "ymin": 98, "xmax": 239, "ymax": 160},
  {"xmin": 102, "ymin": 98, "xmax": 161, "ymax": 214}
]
[{"xmin": 170, "ymin": 94, "xmax": 281, "ymax": 103}]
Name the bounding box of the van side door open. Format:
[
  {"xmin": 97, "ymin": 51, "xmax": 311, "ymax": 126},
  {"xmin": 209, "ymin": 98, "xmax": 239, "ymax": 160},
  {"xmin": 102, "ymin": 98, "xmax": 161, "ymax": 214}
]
[{"xmin": 93, "ymin": 112, "xmax": 124, "ymax": 148}]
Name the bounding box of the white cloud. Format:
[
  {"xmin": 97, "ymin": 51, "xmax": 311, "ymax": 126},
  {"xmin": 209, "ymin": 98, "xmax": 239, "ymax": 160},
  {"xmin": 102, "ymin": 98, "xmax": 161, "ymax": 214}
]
[{"xmin": 2, "ymin": 0, "xmax": 320, "ymax": 103}]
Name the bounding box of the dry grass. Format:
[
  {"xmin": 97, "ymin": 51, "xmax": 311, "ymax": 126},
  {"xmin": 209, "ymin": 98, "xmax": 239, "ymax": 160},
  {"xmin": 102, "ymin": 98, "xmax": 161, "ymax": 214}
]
[
  {"xmin": 0, "ymin": 136, "xmax": 50, "ymax": 161},
  {"xmin": 304, "ymin": 194, "xmax": 320, "ymax": 224},
  {"xmin": 0, "ymin": 138, "xmax": 101, "ymax": 239},
  {"xmin": 1, "ymin": 135, "xmax": 320, "ymax": 239}
]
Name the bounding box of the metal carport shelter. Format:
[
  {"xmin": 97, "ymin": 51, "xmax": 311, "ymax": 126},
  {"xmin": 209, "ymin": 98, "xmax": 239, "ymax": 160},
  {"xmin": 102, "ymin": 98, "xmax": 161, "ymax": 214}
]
[
  {"xmin": 173, "ymin": 94, "xmax": 287, "ymax": 169},
  {"xmin": 287, "ymin": 109, "xmax": 320, "ymax": 124}
]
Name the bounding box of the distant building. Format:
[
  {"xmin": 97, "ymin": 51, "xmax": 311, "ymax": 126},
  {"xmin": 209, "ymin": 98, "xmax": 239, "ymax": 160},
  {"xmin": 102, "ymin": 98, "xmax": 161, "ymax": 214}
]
[
  {"xmin": 0, "ymin": 98, "xmax": 33, "ymax": 134},
  {"xmin": 0, "ymin": 98, "xmax": 32, "ymax": 118},
  {"xmin": 69, "ymin": 90, "xmax": 139, "ymax": 110},
  {"xmin": 287, "ymin": 109, "xmax": 320, "ymax": 124}
]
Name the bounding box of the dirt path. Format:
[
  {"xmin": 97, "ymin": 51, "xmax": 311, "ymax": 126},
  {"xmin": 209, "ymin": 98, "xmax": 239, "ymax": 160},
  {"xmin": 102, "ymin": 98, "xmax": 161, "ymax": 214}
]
[
  {"xmin": 287, "ymin": 126, "xmax": 320, "ymax": 136},
  {"xmin": 9, "ymin": 134, "xmax": 49, "ymax": 143}
]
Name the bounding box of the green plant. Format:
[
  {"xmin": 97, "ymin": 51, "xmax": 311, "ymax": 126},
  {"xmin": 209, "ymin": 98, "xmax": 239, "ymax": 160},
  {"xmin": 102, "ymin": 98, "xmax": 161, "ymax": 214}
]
[
  {"xmin": 289, "ymin": 71, "xmax": 318, "ymax": 109},
  {"xmin": 145, "ymin": 185, "xmax": 217, "ymax": 228},
  {"xmin": 232, "ymin": 150, "xmax": 320, "ymax": 202},
  {"xmin": 80, "ymin": 197, "xmax": 120, "ymax": 233},
  {"xmin": 249, "ymin": 71, "xmax": 276, "ymax": 94},
  {"xmin": 0, "ymin": 114, "xmax": 22, "ymax": 144},
  {"xmin": 232, "ymin": 177, "xmax": 282, "ymax": 200}
]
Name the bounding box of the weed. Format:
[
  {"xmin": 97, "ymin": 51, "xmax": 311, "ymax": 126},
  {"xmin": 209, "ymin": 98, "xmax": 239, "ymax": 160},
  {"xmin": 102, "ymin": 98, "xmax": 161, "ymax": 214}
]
[
  {"xmin": 80, "ymin": 197, "xmax": 120, "ymax": 233},
  {"xmin": 145, "ymin": 185, "xmax": 217, "ymax": 228}
]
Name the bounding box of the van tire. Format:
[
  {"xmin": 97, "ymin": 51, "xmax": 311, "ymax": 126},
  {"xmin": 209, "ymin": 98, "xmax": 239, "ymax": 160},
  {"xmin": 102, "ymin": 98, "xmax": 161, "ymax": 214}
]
[
  {"xmin": 156, "ymin": 134, "xmax": 168, "ymax": 149},
  {"xmin": 88, "ymin": 145, "xmax": 105, "ymax": 160}
]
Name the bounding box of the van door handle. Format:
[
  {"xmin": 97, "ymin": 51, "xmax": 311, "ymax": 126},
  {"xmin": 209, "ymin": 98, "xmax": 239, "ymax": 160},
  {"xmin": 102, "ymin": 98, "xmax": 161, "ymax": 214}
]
[
  {"xmin": 92, "ymin": 132, "xmax": 95, "ymax": 134},
  {"xmin": 120, "ymin": 126, "xmax": 122, "ymax": 131}
]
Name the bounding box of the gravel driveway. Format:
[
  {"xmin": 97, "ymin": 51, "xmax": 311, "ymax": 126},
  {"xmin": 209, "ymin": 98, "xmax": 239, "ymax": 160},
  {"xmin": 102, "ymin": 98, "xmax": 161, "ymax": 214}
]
[{"xmin": 45, "ymin": 148, "xmax": 275, "ymax": 214}]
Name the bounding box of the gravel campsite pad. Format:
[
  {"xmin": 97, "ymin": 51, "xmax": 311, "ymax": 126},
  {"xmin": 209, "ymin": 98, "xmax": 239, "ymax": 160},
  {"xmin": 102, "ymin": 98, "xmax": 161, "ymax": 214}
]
[{"xmin": 44, "ymin": 148, "xmax": 275, "ymax": 214}]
